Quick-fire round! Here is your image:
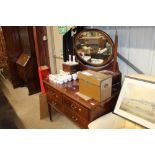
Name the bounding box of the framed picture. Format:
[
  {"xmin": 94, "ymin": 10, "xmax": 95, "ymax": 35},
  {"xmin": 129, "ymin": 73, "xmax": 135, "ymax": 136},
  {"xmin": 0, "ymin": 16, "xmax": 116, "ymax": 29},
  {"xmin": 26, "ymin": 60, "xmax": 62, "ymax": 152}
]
[{"xmin": 114, "ymin": 76, "xmax": 155, "ymax": 129}]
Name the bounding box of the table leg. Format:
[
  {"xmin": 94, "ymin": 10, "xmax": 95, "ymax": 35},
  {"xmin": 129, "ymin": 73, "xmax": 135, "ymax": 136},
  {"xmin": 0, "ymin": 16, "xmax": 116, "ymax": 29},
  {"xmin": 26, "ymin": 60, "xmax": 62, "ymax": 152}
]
[{"xmin": 48, "ymin": 104, "xmax": 52, "ymax": 121}]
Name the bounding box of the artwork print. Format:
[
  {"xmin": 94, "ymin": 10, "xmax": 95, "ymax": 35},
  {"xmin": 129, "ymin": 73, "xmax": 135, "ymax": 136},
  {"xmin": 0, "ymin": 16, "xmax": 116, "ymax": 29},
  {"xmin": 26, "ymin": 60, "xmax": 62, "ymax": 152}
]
[{"xmin": 114, "ymin": 77, "xmax": 155, "ymax": 128}]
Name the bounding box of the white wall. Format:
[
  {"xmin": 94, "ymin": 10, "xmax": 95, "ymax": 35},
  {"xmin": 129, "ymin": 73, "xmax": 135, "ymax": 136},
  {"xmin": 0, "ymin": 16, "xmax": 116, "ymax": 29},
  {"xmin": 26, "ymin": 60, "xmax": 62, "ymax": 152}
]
[
  {"xmin": 47, "ymin": 26, "xmax": 71, "ymax": 73},
  {"xmin": 91, "ymin": 26, "xmax": 155, "ymax": 78},
  {"xmin": 47, "ymin": 26, "xmax": 155, "ymax": 78}
]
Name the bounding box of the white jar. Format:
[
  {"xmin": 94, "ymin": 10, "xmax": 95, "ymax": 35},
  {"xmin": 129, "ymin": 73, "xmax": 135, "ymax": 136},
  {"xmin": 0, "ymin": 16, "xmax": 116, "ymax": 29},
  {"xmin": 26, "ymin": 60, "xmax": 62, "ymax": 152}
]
[
  {"xmin": 67, "ymin": 74, "xmax": 72, "ymax": 81},
  {"xmin": 72, "ymin": 73, "xmax": 77, "ymax": 80}
]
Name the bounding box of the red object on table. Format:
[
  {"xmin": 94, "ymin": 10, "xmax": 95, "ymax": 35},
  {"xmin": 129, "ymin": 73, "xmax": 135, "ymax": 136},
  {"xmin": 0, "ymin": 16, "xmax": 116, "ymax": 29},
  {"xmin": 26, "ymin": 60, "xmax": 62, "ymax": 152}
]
[{"xmin": 38, "ymin": 66, "xmax": 50, "ymax": 94}]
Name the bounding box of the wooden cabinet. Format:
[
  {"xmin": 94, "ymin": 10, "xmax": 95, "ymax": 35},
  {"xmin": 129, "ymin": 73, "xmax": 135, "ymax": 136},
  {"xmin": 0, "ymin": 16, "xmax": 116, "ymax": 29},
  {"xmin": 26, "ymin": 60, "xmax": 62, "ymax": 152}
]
[
  {"xmin": 2, "ymin": 27, "xmax": 24, "ymax": 88},
  {"xmin": 2, "ymin": 26, "xmax": 40, "ymax": 95},
  {"xmin": 44, "ymin": 79, "xmax": 119, "ymax": 128},
  {"xmin": 43, "ymin": 28, "xmax": 121, "ymax": 128}
]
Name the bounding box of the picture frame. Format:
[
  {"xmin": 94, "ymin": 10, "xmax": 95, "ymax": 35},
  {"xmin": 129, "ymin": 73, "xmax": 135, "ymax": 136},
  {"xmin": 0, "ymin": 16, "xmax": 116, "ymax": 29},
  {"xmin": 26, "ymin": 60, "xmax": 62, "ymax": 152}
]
[{"xmin": 114, "ymin": 76, "xmax": 155, "ymax": 129}]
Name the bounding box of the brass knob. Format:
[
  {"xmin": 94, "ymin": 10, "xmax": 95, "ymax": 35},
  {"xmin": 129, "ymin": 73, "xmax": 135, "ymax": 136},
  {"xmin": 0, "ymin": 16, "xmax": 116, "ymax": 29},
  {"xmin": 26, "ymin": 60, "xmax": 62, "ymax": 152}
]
[
  {"xmin": 74, "ymin": 117, "xmax": 78, "ymax": 121},
  {"xmin": 71, "ymin": 103, "xmax": 77, "ymax": 109},
  {"xmin": 72, "ymin": 116, "xmax": 78, "ymax": 121},
  {"xmin": 53, "ymin": 102, "xmax": 57, "ymax": 105}
]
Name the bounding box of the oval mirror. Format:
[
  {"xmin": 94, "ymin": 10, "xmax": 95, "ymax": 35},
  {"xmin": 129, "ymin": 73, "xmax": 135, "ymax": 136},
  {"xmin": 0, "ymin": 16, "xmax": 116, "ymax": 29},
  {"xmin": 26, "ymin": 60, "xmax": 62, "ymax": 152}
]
[{"xmin": 74, "ymin": 29, "xmax": 114, "ymax": 67}]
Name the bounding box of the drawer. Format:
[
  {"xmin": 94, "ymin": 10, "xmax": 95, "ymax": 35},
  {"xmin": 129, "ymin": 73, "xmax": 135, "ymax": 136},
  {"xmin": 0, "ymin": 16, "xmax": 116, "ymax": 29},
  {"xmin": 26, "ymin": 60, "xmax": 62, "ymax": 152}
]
[
  {"xmin": 49, "ymin": 100, "xmax": 64, "ymax": 113},
  {"xmin": 45, "ymin": 84, "xmax": 62, "ymax": 104},
  {"xmin": 63, "ymin": 95, "xmax": 89, "ymax": 119},
  {"xmin": 64, "ymin": 107, "xmax": 88, "ymax": 128}
]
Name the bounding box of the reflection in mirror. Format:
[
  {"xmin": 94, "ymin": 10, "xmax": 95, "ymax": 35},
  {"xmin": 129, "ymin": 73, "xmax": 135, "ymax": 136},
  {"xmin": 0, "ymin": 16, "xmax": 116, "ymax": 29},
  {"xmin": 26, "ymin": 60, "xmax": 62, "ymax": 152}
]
[{"xmin": 75, "ymin": 30, "xmax": 113, "ymax": 66}]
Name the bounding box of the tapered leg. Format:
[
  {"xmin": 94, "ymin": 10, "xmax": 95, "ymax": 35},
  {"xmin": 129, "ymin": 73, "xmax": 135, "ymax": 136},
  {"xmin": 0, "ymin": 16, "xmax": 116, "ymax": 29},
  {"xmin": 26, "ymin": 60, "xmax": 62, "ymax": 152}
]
[{"xmin": 48, "ymin": 104, "xmax": 52, "ymax": 121}]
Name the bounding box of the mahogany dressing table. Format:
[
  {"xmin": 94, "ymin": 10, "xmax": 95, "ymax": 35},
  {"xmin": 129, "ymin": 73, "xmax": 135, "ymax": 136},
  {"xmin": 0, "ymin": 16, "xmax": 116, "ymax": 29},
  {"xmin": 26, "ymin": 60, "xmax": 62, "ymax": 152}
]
[{"xmin": 43, "ymin": 29, "xmax": 121, "ymax": 128}]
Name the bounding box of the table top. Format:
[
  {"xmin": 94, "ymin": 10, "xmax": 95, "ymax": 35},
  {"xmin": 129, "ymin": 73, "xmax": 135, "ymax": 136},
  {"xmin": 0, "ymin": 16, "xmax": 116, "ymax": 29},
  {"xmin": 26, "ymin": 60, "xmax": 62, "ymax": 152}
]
[{"xmin": 43, "ymin": 79, "xmax": 119, "ymax": 110}]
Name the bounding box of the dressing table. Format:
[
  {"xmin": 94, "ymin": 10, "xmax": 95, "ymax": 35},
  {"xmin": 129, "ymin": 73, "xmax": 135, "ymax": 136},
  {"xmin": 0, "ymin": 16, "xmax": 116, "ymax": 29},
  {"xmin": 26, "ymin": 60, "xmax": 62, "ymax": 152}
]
[{"xmin": 43, "ymin": 29, "xmax": 121, "ymax": 128}]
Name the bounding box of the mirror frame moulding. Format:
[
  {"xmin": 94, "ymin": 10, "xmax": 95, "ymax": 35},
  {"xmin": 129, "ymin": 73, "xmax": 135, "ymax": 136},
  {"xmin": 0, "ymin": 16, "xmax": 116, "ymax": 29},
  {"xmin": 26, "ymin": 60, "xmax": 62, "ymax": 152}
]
[{"xmin": 74, "ymin": 29, "xmax": 114, "ymax": 67}]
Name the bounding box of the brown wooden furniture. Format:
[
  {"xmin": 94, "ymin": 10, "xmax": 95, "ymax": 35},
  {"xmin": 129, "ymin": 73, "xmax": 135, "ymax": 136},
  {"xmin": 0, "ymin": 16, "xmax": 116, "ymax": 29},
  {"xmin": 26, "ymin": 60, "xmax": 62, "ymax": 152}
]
[
  {"xmin": 44, "ymin": 79, "xmax": 120, "ymax": 128},
  {"xmin": 74, "ymin": 29, "xmax": 119, "ymax": 72},
  {"xmin": 0, "ymin": 29, "xmax": 8, "ymax": 78},
  {"xmin": 2, "ymin": 26, "xmax": 40, "ymax": 95},
  {"xmin": 62, "ymin": 63, "xmax": 80, "ymax": 74},
  {"xmin": 44, "ymin": 28, "xmax": 121, "ymax": 128},
  {"xmin": 33, "ymin": 26, "xmax": 50, "ymax": 68}
]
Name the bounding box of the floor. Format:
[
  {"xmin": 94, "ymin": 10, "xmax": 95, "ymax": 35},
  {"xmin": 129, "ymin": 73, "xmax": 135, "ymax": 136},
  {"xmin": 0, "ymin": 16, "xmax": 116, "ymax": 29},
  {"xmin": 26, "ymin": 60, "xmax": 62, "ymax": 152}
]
[
  {"xmin": 0, "ymin": 78, "xmax": 79, "ymax": 129},
  {"xmin": 0, "ymin": 89, "xmax": 24, "ymax": 129}
]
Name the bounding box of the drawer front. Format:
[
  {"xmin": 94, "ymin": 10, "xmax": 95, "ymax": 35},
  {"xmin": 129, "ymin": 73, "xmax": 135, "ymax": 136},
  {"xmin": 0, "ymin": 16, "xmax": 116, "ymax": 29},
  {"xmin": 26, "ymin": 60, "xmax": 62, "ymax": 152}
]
[
  {"xmin": 45, "ymin": 84, "xmax": 62, "ymax": 104},
  {"xmin": 44, "ymin": 84, "xmax": 63, "ymax": 113},
  {"xmin": 63, "ymin": 95, "xmax": 89, "ymax": 119},
  {"xmin": 64, "ymin": 107, "xmax": 88, "ymax": 128},
  {"xmin": 49, "ymin": 100, "xmax": 64, "ymax": 113}
]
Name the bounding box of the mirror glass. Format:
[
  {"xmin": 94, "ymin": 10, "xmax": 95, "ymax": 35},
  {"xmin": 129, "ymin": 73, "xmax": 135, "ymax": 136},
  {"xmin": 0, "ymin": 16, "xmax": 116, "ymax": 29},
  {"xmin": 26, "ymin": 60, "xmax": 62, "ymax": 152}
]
[{"xmin": 75, "ymin": 30, "xmax": 113, "ymax": 66}]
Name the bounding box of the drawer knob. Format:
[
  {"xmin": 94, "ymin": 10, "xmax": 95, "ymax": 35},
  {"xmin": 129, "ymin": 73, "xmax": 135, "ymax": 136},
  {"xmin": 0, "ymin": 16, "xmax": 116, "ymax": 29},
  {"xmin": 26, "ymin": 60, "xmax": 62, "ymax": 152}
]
[
  {"xmin": 78, "ymin": 108, "xmax": 82, "ymax": 111},
  {"xmin": 74, "ymin": 117, "xmax": 78, "ymax": 121},
  {"xmin": 70, "ymin": 103, "xmax": 77, "ymax": 110},
  {"xmin": 53, "ymin": 102, "xmax": 57, "ymax": 105},
  {"xmin": 72, "ymin": 116, "xmax": 78, "ymax": 122}
]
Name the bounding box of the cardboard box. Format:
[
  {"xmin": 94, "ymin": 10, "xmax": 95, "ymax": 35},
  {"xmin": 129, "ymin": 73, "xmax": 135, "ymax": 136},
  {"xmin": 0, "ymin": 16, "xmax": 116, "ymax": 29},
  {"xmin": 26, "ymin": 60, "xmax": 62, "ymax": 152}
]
[
  {"xmin": 39, "ymin": 93, "xmax": 49, "ymax": 119},
  {"xmin": 78, "ymin": 70, "xmax": 112, "ymax": 102}
]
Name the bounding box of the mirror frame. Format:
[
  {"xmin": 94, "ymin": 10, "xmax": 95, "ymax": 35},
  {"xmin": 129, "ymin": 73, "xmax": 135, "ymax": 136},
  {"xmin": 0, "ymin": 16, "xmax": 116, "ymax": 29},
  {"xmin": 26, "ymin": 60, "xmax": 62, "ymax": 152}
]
[{"xmin": 74, "ymin": 29, "xmax": 114, "ymax": 67}]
